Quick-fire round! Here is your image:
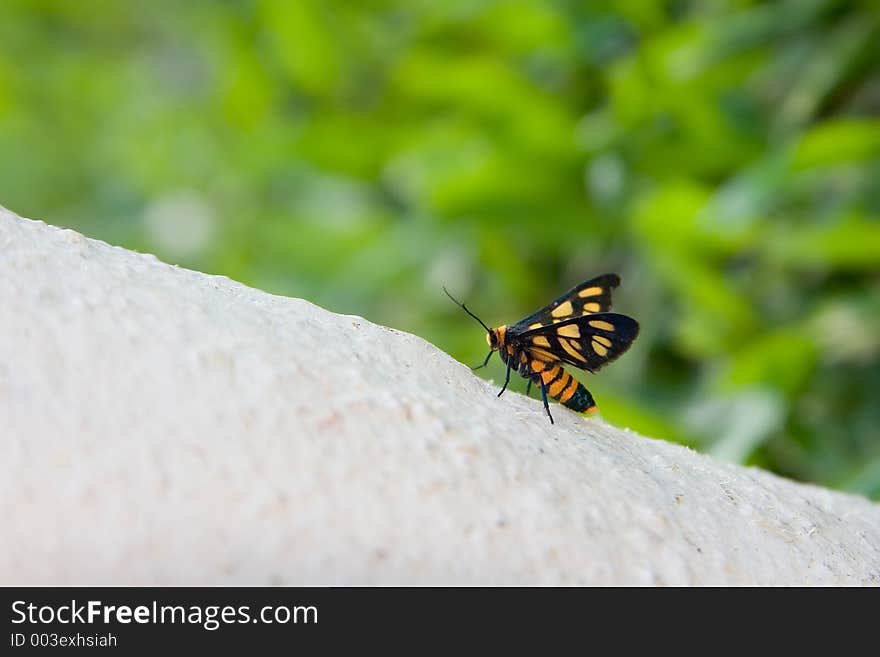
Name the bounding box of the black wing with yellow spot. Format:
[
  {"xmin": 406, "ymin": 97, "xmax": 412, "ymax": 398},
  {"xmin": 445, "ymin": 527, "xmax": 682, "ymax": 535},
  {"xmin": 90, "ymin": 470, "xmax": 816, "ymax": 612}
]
[
  {"xmin": 511, "ymin": 273, "xmax": 621, "ymax": 333},
  {"xmin": 519, "ymin": 312, "xmax": 639, "ymax": 372}
]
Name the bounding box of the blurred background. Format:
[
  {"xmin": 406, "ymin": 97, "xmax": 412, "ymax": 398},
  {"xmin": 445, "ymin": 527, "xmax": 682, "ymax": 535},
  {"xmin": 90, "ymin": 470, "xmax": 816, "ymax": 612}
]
[{"xmin": 0, "ymin": 0, "xmax": 878, "ymax": 498}]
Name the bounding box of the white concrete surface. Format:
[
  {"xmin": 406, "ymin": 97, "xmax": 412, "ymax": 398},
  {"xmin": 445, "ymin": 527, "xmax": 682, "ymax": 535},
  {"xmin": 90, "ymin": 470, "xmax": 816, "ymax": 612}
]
[{"xmin": 1, "ymin": 205, "xmax": 878, "ymax": 585}]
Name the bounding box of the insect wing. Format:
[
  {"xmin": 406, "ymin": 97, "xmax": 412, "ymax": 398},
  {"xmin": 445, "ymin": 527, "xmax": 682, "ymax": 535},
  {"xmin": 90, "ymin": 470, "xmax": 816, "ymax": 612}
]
[
  {"xmin": 511, "ymin": 273, "xmax": 621, "ymax": 333},
  {"xmin": 520, "ymin": 312, "xmax": 639, "ymax": 372}
]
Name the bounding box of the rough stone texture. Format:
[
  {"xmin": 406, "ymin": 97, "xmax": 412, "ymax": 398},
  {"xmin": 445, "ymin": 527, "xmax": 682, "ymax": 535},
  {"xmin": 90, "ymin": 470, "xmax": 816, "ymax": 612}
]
[{"xmin": 1, "ymin": 205, "xmax": 878, "ymax": 586}]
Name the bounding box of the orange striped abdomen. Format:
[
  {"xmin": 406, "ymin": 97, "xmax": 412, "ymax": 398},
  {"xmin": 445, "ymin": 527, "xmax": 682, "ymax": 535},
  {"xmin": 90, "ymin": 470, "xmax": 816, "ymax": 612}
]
[{"xmin": 534, "ymin": 363, "xmax": 597, "ymax": 414}]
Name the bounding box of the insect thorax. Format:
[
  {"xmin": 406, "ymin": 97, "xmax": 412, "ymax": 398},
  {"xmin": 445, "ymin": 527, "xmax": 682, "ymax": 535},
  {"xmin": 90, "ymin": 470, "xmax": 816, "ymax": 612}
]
[{"xmin": 498, "ymin": 339, "xmax": 536, "ymax": 378}]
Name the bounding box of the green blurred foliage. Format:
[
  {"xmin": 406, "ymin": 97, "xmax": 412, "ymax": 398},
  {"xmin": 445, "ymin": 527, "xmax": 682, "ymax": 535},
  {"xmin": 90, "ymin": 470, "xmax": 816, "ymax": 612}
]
[{"xmin": 1, "ymin": 0, "xmax": 878, "ymax": 497}]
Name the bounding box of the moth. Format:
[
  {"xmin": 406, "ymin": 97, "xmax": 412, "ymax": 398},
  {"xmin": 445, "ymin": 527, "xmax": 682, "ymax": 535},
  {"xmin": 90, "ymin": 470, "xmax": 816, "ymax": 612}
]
[{"xmin": 445, "ymin": 274, "xmax": 639, "ymax": 424}]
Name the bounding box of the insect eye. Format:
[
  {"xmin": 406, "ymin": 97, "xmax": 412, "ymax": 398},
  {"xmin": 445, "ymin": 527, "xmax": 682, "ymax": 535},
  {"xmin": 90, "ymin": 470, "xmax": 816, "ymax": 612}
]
[{"xmin": 486, "ymin": 332, "xmax": 493, "ymax": 347}]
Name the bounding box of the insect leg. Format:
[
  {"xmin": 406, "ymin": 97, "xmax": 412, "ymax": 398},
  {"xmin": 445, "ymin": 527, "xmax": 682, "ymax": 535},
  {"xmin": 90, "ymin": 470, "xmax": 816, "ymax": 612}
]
[
  {"xmin": 539, "ymin": 378, "xmax": 554, "ymax": 425},
  {"xmin": 472, "ymin": 349, "xmax": 493, "ymax": 371},
  {"xmin": 497, "ymin": 363, "xmax": 511, "ymax": 397},
  {"xmin": 526, "ymin": 379, "xmax": 532, "ymax": 397}
]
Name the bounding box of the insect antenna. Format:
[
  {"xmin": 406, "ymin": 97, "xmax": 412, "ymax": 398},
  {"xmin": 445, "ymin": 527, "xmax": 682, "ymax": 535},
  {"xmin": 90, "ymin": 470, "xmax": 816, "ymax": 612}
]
[{"xmin": 443, "ymin": 286, "xmax": 492, "ymax": 333}]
